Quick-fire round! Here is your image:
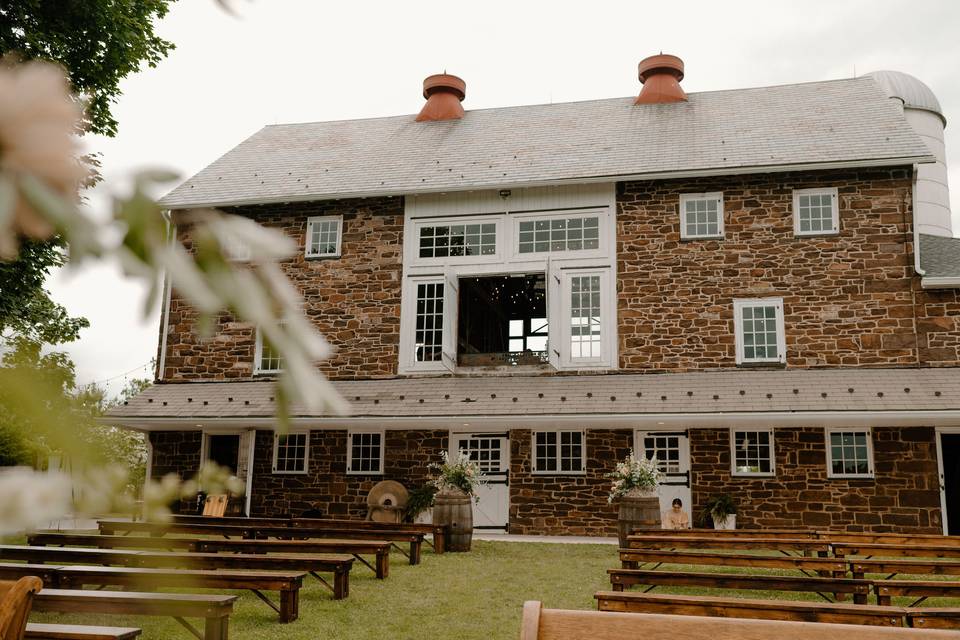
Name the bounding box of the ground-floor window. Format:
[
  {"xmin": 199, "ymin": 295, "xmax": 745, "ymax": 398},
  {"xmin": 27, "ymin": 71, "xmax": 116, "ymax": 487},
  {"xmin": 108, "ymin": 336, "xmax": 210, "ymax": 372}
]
[
  {"xmin": 347, "ymin": 430, "xmax": 384, "ymax": 475},
  {"xmin": 272, "ymin": 432, "xmax": 309, "ymax": 474},
  {"xmin": 730, "ymin": 428, "xmax": 775, "ymax": 476},
  {"xmin": 532, "ymin": 430, "xmax": 584, "ymax": 474},
  {"xmin": 825, "ymin": 427, "xmax": 874, "ymax": 478}
]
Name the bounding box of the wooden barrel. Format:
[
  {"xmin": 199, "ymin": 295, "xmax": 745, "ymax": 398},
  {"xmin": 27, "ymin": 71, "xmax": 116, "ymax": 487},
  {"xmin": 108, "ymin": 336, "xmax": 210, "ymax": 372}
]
[
  {"xmin": 617, "ymin": 494, "xmax": 661, "ymax": 548},
  {"xmin": 433, "ymin": 491, "xmax": 473, "ymax": 552}
]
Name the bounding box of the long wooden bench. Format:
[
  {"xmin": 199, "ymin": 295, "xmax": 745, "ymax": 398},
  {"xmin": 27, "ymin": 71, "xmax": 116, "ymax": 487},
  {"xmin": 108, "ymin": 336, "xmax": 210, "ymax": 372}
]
[
  {"xmin": 626, "ymin": 535, "xmax": 831, "ymax": 555},
  {"xmin": 594, "ymin": 591, "xmax": 908, "ymax": 626},
  {"xmin": 24, "ymin": 623, "xmax": 142, "ymax": 639},
  {"xmin": 0, "ymin": 546, "xmax": 352, "ymax": 600},
  {"xmin": 619, "ymin": 549, "xmax": 848, "ymax": 575},
  {"xmin": 629, "ymin": 529, "xmax": 960, "ymax": 548},
  {"xmin": 99, "ymin": 520, "xmax": 425, "ymax": 565},
  {"xmin": 851, "ymin": 558, "xmax": 960, "ymax": 580},
  {"xmin": 835, "ymin": 543, "xmax": 960, "ymax": 560},
  {"xmin": 28, "ymin": 533, "xmax": 390, "ymax": 580},
  {"xmin": 876, "ymin": 579, "xmax": 960, "ymax": 607},
  {"xmin": 170, "ymin": 515, "xmax": 449, "ymax": 554},
  {"xmin": 520, "ymin": 601, "xmax": 960, "ymax": 639},
  {"xmin": 606, "ymin": 569, "xmax": 872, "ymax": 604},
  {"xmin": 0, "ymin": 562, "xmax": 304, "ymax": 622},
  {"xmin": 31, "ymin": 589, "xmax": 236, "ymax": 640}
]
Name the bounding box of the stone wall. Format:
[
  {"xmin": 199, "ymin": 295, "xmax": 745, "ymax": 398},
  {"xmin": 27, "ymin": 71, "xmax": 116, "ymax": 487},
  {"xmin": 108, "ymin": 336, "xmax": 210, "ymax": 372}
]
[
  {"xmin": 160, "ymin": 197, "xmax": 403, "ymax": 381},
  {"xmin": 148, "ymin": 430, "xmax": 201, "ymax": 480},
  {"xmin": 690, "ymin": 426, "xmax": 942, "ymax": 532},
  {"xmin": 617, "ymin": 167, "xmax": 959, "ymax": 370},
  {"xmin": 508, "ymin": 428, "xmax": 632, "ymax": 536},
  {"xmin": 248, "ymin": 429, "xmax": 446, "ymax": 518}
]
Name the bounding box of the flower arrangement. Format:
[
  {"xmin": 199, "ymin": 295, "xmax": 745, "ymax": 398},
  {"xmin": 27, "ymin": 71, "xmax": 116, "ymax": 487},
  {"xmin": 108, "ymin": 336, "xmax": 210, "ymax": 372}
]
[
  {"xmin": 607, "ymin": 450, "xmax": 662, "ymax": 503},
  {"xmin": 429, "ymin": 450, "xmax": 486, "ymax": 502}
]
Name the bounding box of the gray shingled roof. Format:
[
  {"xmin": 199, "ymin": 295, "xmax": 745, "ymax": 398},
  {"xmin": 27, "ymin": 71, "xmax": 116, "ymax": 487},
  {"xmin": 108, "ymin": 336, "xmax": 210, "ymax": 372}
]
[
  {"xmin": 107, "ymin": 369, "xmax": 960, "ymax": 422},
  {"xmin": 920, "ymin": 233, "xmax": 960, "ymax": 278},
  {"xmin": 159, "ymin": 77, "xmax": 933, "ymax": 210}
]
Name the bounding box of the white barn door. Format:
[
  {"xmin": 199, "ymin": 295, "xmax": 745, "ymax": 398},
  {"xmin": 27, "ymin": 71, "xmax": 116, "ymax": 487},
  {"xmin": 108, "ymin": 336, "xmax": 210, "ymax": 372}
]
[
  {"xmin": 636, "ymin": 430, "xmax": 692, "ymax": 525},
  {"xmin": 451, "ymin": 432, "xmax": 510, "ymax": 531}
]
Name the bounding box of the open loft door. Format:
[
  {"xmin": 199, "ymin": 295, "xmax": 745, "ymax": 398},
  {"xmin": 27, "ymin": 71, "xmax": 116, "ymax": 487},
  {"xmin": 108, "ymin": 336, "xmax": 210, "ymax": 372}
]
[{"xmin": 441, "ymin": 271, "xmax": 459, "ymax": 371}]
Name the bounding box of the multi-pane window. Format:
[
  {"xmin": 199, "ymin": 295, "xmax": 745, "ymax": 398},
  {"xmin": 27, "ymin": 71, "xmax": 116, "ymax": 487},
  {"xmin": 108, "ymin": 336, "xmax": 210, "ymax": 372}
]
[
  {"xmin": 255, "ymin": 329, "xmax": 284, "ymax": 373},
  {"xmin": 533, "ymin": 431, "xmax": 584, "ymax": 473},
  {"xmin": 679, "ymin": 193, "xmax": 724, "ymax": 239},
  {"xmin": 570, "ymin": 275, "xmax": 602, "ymax": 359},
  {"xmin": 793, "ymin": 188, "xmax": 839, "ymax": 236},
  {"xmin": 643, "ymin": 434, "xmax": 682, "ymax": 474},
  {"xmin": 827, "ymin": 429, "xmax": 873, "ymax": 478},
  {"xmin": 415, "ymin": 282, "xmax": 444, "ymax": 362},
  {"xmin": 348, "ymin": 431, "xmax": 384, "ymax": 474},
  {"xmin": 273, "ymin": 432, "xmax": 308, "ymax": 474},
  {"xmin": 419, "ymin": 223, "xmax": 496, "ymax": 258},
  {"xmin": 508, "ymin": 318, "xmax": 549, "ymax": 353},
  {"xmin": 518, "ymin": 216, "xmax": 600, "ymax": 254},
  {"xmin": 455, "ymin": 437, "xmax": 504, "ymax": 473},
  {"xmin": 731, "ymin": 429, "xmax": 775, "ymax": 476},
  {"xmin": 734, "ymin": 298, "xmax": 785, "ymax": 364},
  {"xmin": 305, "ymin": 216, "xmax": 342, "ymax": 257}
]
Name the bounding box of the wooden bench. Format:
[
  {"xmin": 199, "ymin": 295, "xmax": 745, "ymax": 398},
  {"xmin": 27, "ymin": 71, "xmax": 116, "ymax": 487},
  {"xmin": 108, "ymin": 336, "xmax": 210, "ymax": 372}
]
[
  {"xmin": 835, "ymin": 543, "xmax": 960, "ymax": 560},
  {"xmin": 520, "ymin": 601, "xmax": 960, "ymax": 639},
  {"xmin": 619, "ymin": 549, "xmax": 848, "ymax": 576},
  {"xmin": 28, "ymin": 533, "xmax": 390, "ymax": 580},
  {"xmin": 606, "ymin": 569, "xmax": 872, "ymax": 604},
  {"xmin": 24, "ymin": 623, "xmax": 141, "ymax": 639},
  {"xmin": 630, "ymin": 529, "xmax": 960, "ymax": 548},
  {"xmin": 99, "ymin": 520, "xmax": 425, "ymax": 565},
  {"xmin": 170, "ymin": 515, "xmax": 449, "ymax": 554},
  {"xmin": 876, "ymin": 579, "xmax": 960, "ymax": 607},
  {"xmin": 1, "ymin": 577, "xmax": 43, "ymax": 640},
  {"xmin": 594, "ymin": 591, "xmax": 908, "ymax": 626},
  {"xmin": 851, "ymin": 558, "xmax": 960, "ymax": 580},
  {"xmin": 31, "ymin": 589, "xmax": 236, "ymax": 640},
  {"xmin": 0, "ymin": 546, "xmax": 352, "ymax": 601},
  {"xmin": 908, "ymin": 609, "xmax": 960, "ymax": 630},
  {"xmin": 626, "ymin": 535, "xmax": 831, "ymax": 555}
]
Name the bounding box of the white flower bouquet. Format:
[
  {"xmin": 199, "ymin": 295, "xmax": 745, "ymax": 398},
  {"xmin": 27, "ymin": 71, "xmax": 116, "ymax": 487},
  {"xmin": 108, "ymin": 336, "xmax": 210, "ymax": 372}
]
[
  {"xmin": 429, "ymin": 450, "xmax": 486, "ymax": 502},
  {"xmin": 607, "ymin": 450, "xmax": 662, "ymax": 503}
]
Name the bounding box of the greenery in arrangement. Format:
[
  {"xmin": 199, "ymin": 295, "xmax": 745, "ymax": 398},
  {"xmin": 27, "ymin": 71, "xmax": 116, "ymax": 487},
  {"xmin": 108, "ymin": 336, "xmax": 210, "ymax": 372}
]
[
  {"xmin": 403, "ymin": 484, "xmax": 438, "ymax": 522},
  {"xmin": 606, "ymin": 450, "xmax": 662, "ymax": 503},
  {"xmin": 429, "ymin": 450, "xmax": 486, "ymax": 500},
  {"xmin": 697, "ymin": 493, "xmax": 738, "ymax": 527}
]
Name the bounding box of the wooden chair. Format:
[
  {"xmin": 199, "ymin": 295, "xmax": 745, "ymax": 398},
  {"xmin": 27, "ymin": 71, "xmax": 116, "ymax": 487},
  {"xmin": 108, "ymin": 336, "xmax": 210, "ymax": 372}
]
[
  {"xmin": 201, "ymin": 494, "xmax": 228, "ymax": 517},
  {"xmin": 520, "ymin": 601, "xmax": 960, "ymax": 640},
  {"xmin": 0, "ymin": 577, "xmax": 43, "ymax": 640}
]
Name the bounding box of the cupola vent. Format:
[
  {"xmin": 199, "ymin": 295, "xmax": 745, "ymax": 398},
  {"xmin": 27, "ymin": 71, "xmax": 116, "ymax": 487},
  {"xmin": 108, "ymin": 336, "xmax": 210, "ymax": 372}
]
[
  {"xmin": 635, "ymin": 54, "xmax": 687, "ymax": 105},
  {"xmin": 416, "ymin": 73, "xmax": 466, "ymax": 122}
]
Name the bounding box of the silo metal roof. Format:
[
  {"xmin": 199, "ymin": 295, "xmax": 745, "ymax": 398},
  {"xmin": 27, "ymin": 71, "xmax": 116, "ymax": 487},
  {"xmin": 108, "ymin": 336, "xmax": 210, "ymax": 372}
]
[{"xmin": 865, "ymin": 70, "xmax": 945, "ymax": 124}]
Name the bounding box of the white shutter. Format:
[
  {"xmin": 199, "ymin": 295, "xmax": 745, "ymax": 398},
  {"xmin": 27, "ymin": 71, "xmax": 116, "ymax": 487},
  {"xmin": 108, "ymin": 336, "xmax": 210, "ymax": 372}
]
[
  {"xmin": 547, "ymin": 257, "xmax": 562, "ymax": 369},
  {"xmin": 441, "ymin": 271, "xmax": 459, "ymax": 371}
]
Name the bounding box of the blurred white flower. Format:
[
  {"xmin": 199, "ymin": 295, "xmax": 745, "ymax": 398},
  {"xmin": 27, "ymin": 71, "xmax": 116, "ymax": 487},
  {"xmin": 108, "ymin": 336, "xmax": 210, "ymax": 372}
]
[{"xmin": 0, "ymin": 467, "xmax": 72, "ymax": 536}]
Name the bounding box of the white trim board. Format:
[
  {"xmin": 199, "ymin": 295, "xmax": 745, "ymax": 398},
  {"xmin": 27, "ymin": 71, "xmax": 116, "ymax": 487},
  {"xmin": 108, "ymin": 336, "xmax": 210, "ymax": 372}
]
[{"xmin": 104, "ymin": 409, "xmax": 960, "ymax": 431}]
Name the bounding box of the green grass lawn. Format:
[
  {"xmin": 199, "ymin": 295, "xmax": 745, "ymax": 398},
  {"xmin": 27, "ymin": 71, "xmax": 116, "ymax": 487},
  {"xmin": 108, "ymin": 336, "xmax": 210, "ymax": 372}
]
[{"xmin": 21, "ymin": 539, "xmax": 960, "ymax": 639}]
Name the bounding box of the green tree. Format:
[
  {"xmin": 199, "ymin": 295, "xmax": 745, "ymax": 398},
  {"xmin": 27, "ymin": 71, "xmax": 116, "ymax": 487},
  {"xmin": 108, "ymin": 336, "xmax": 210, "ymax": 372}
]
[{"xmin": 0, "ymin": 0, "xmax": 177, "ymax": 137}]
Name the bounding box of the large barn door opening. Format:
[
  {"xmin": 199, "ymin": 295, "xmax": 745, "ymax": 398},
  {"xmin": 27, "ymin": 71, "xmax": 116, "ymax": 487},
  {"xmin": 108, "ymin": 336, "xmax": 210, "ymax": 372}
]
[
  {"xmin": 451, "ymin": 432, "xmax": 510, "ymax": 531},
  {"xmin": 636, "ymin": 430, "xmax": 692, "ymax": 525},
  {"xmin": 940, "ymin": 433, "xmax": 960, "ymax": 535}
]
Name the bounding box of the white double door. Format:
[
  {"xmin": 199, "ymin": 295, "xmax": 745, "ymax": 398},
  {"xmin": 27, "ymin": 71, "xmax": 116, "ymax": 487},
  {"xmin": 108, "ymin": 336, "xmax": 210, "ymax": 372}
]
[
  {"xmin": 636, "ymin": 430, "xmax": 692, "ymax": 524},
  {"xmin": 450, "ymin": 432, "xmax": 510, "ymax": 531}
]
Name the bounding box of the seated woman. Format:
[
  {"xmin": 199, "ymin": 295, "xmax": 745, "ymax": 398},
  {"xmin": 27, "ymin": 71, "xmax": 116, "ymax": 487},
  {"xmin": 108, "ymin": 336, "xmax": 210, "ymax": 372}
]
[{"xmin": 662, "ymin": 498, "xmax": 690, "ymax": 529}]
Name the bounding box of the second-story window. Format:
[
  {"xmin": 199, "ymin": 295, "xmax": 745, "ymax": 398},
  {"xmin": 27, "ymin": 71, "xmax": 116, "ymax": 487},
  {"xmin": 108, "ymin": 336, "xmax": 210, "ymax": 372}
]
[
  {"xmin": 793, "ymin": 187, "xmax": 839, "ymax": 236},
  {"xmin": 419, "ymin": 223, "xmax": 496, "ymax": 258},
  {"xmin": 255, "ymin": 328, "xmax": 284, "ymax": 373},
  {"xmin": 517, "ymin": 215, "xmax": 600, "ymax": 254},
  {"xmin": 305, "ymin": 215, "xmax": 342, "ymax": 258},
  {"xmin": 733, "ymin": 298, "xmax": 786, "ymax": 365},
  {"xmin": 415, "ymin": 281, "xmax": 444, "ymax": 362},
  {"xmin": 569, "ymin": 273, "xmax": 602, "ymax": 359},
  {"xmin": 679, "ymin": 192, "xmax": 724, "ymax": 240}
]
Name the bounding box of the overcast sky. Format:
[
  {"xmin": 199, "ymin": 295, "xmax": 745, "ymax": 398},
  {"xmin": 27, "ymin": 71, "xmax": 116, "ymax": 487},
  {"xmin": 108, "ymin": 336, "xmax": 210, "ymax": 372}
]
[{"xmin": 48, "ymin": 0, "xmax": 960, "ymax": 394}]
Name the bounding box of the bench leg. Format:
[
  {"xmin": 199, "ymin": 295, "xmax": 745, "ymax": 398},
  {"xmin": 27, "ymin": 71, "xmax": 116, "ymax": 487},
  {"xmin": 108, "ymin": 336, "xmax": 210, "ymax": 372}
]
[
  {"xmin": 204, "ymin": 616, "xmax": 229, "ymax": 640},
  {"xmin": 612, "ymin": 583, "xmax": 624, "ymax": 592},
  {"xmin": 334, "ymin": 568, "xmax": 349, "ymax": 600},
  {"xmin": 377, "ymin": 550, "xmax": 389, "ymax": 579},
  {"xmin": 879, "ymin": 595, "xmax": 892, "ymax": 606},
  {"xmin": 410, "ymin": 541, "xmax": 421, "ymax": 565},
  {"xmin": 854, "ymin": 593, "xmax": 867, "ymax": 605},
  {"xmin": 622, "ymin": 560, "xmax": 637, "ymax": 570},
  {"xmin": 280, "ymin": 589, "xmax": 299, "ymax": 623},
  {"xmin": 434, "ymin": 532, "xmax": 445, "ymax": 554}
]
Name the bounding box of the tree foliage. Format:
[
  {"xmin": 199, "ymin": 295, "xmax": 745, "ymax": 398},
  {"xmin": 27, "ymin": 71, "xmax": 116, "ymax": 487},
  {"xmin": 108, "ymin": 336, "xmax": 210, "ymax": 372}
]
[{"xmin": 0, "ymin": 0, "xmax": 177, "ymax": 138}]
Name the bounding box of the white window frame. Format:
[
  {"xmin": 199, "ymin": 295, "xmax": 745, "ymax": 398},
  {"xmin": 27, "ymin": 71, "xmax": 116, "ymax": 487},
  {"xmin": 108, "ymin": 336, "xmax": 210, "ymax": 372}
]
[
  {"xmin": 305, "ymin": 215, "xmax": 343, "ymax": 258},
  {"xmin": 729, "ymin": 428, "xmax": 776, "ymax": 477},
  {"xmin": 272, "ymin": 431, "xmax": 309, "ymax": 475},
  {"xmin": 531, "ymin": 429, "xmax": 586, "ymax": 475},
  {"xmin": 513, "ymin": 211, "xmax": 606, "ymax": 257},
  {"xmin": 825, "ymin": 427, "xmax": 875, "ymax": 479},
  {"xmin": 254, "ymin": 328, "xmax": 283, "ymax": 374},
  {"xmin": 346, "ymin": 429, "xmax": 385, "ymax": 476},
  {"xmin": 679, "ymin": 192, "xmax": 724, "ymax": 240},
  {"xmin": 402, "ymin": 275, "xmax": 449, "ymax": 373},
  {"xmin": 733, "ymin": 298, "xmax": 786, "ymax": 365},
  {"xmin": 412, "ymin": 216, "xmax": 503, "ymax": 265},
  {"xmin": 793, "ymin": 187, "xmax": 839, "ymax": 237},
  {"xmin": 558, "ymin": 267, "xmax": 615, "ymax": 368}
]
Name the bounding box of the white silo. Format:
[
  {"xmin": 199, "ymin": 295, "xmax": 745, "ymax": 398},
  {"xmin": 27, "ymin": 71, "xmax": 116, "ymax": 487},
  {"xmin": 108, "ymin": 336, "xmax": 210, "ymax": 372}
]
[{"xmin": 866, "ymin": 70, "xmax": 952, "ymax": 238}]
